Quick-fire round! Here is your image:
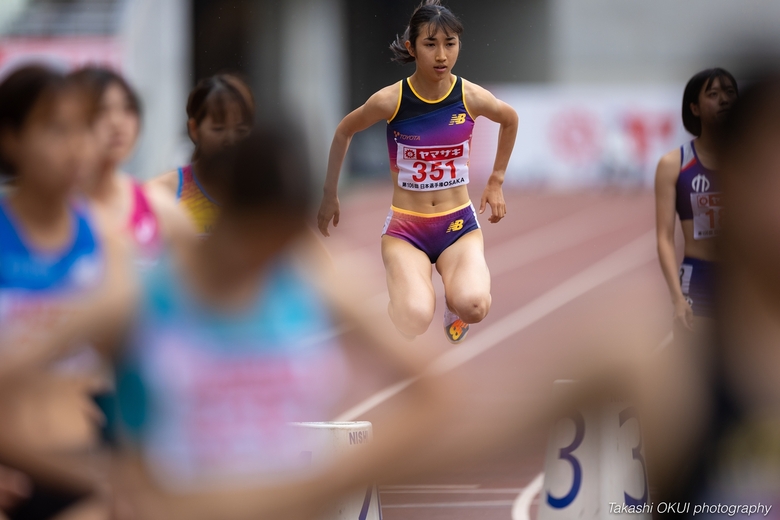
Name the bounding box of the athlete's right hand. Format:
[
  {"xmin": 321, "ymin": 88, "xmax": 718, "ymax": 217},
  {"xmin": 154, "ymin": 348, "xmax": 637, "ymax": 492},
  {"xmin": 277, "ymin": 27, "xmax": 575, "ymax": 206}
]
[
  {"xmin": 673, "ymin": 298, "xmax": 694, "ymax": 331},
  {"xmin": 317, "ymin": 195, "xmax": 340, "ymax": 237}
]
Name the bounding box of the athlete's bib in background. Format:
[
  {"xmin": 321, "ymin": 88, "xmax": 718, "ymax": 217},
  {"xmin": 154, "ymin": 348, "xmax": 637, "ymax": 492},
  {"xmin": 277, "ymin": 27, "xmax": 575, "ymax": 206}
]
[
  {"xmin": 387, "ymin": 76, "xmax": 475, "ymax": 192},
  {"xmin": 691, "ymin": 192, "xmax": 723, "ymax": 239}
]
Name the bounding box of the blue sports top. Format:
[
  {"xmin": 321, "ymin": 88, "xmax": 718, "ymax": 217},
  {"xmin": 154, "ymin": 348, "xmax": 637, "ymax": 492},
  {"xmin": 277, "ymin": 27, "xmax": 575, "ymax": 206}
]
[
  {"xmin": 386, "ymin": 76, "xmax": 475, "ymax": 192},
  {"xmin": 676, "ymin": 140, "xmax": 722, "ymax": 240},
  {"xmin": 0, "ymin": 198, "xmax": 103, "ymax": 330},
  {"xmin": 115, "ymin": 254, "xmax": 349, "ymax": 490}
]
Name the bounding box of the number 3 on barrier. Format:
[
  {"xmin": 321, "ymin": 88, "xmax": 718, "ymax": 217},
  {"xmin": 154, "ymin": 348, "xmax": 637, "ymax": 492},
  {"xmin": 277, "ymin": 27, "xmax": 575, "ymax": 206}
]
[
  {"xmin": 619, "ymin": 407, "xmax": 648, "ymax": 506},
  {"xmin": 546, "ymin": 411, "xmax": 585, "ymax": 509}
]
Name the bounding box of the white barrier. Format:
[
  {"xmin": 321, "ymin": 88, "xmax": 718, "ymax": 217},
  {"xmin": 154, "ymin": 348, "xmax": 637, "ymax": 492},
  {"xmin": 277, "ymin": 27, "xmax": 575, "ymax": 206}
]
[
  {"xmin": 539, "ymin": 382, "xmax": 650, "ymax": 520},
  {"xmin": 291, "ymin": 421, "xmax": 381, "ymax": 520}
]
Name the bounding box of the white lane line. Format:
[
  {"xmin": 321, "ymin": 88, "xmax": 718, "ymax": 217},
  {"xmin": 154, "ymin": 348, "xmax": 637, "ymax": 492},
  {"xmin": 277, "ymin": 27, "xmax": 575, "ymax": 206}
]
[
  {"xmin": 301, "ymin": 324, "xmax": 354, "ymax": 346},
  {"xmin": 334, "ymin": 231, "xmax": 656, "ymax": 421},
  {"xmin": 512, "ymin": 472, "xmax": 544, "ymax": 520},
  {"xmin": 381, "ymin": 488, "xmax": 524, "ymax": 495},
  {"xmin": 338, "ymin": 202, "xmax": 637, "ymax": 312},
  {"xmin": 653, "ymin": 331, "xmax": 674, "ymax": 354},
  {"xmin": 336, "ymin": 200, "xmax": 625, "ymax": 277},
  {"xmin": 380, "ymin": 484, "xmax": 479, "ymax": 490},
  {"xmin": 382, "ymin": 500, "xmax": 516, "ymax": 508},
  {"xmin": 487, "ymin": 202, "xmax": 633, "ymax": 277},
  {"xmin": 334, "ymin": 379, "xmax": 414, "ymax": 422},
  {"xmin": 430, "ymin": 230, "xmax": 655, "ymax": 374}
]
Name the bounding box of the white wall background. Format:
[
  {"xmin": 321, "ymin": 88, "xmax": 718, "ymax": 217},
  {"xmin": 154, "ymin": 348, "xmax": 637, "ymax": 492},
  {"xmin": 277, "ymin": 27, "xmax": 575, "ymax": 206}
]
[
  {"xmin": 550, "ymin": 0, "xmax": 780, "ymax": 84},
  {"xmin": 0, "ymin": 0, "xmax": 28, "ymax": 33},
  {"xmin": 279, "ymin": 0, "xmax": 346, "ymax": 183},
  {"xmin": 468, "ymin": 1, "xmax": 778, "ymax": 188},
  {"xmin": 120, "ymin": 0, "xmax": 192, "ymax": 178}
]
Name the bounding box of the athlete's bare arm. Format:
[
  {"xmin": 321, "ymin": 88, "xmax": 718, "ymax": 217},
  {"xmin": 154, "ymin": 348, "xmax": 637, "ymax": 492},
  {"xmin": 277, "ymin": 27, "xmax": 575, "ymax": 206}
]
[
  {"xmin": 146, "ymin": 170, "xmax": 180, "ymax": 200},
  {"xmin": 317, "ymin": 83, "xmax": 401, "ymax": 237},
  {"xmin": 463, "ymin": 80, "xmax": 518, "ymax": 223},
  {"xmin": 655, "ymin": 148, "xmax": 692, "ymax": 330},
  {"xmin": 144, "ymin": 182, "xmax": 197, "ymax": 244}
]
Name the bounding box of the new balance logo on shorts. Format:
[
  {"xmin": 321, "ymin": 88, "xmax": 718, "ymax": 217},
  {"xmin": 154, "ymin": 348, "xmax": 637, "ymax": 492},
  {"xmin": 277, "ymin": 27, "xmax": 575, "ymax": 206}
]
[
  {"xmin": 449, "ymin": 113, "xmax": 466, "ymax": 125},
  {"xmin": 446, "ymin": 219, "xmax": 464, "ymax": 233}
]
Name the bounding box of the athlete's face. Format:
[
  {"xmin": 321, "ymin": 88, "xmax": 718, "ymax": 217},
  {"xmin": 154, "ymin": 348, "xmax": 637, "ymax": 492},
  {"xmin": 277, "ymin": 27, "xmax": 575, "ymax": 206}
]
[
  {"xmin": 407, "ymin": 25, "xmax": 460, "ymax": 79},
  {"xmin": 92, "ymin": 82, "xmax": 140, "ymax": 167},
  {"xmin": 2, "ymin": 92, "xmax": 92, "ymax": 196},
  {"xmin": 691, "ymin": 76, "xmax": 737, "ymax": 130},
  {"xmin": 189, "ymin": 103, "xmax": 250, "ymax": 156}
]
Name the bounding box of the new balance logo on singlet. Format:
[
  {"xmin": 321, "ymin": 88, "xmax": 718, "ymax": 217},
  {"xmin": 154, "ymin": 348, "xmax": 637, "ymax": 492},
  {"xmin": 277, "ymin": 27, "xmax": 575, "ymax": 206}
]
[
  {"xmin": 446, "ymin": 219, "xmax": 464, "ymax": 233},
  {"xmin": 691, "ymin": 174, "xmax": 710, "ymax": 192},
  {"xmin": 449, "ymin": 113, "xmax": 467, "ymax": 125}
]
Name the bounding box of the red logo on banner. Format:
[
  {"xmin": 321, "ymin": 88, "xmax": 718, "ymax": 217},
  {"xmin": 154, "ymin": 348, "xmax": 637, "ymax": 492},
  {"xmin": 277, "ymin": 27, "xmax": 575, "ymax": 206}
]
[
  {"xmin": 549, "ymin": 109, "xmax": 601, "ymax": 164},
  {"xmin": 625, "ymin": 112, "xmax": 677, "ymax": 163}
]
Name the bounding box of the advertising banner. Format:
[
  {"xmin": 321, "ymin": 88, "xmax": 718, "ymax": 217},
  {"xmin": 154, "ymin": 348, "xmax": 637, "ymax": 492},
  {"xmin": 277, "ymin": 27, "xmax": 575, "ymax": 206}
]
[
  {"xmin": 0, "ymin": 36, "xmax": 122, "ymax": 78},
  {"xmin": 470, "ymin": 85, "xmax": 690, "ymax": 188}
]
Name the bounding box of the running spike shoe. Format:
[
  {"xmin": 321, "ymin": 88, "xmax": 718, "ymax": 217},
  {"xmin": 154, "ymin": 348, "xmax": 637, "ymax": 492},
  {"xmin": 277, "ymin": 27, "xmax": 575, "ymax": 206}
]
[{"xmin": 444, "ymin": 306, "xmax": 469, "ymax": 344}]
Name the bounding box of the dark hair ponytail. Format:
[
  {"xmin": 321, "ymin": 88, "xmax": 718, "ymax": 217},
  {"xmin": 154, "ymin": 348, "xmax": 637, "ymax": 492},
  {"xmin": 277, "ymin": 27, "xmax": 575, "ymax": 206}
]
[
  {"xmin": 390, "ymin": 0, "xmax": 463, "ymax": 64},
  {"xmin": 682, "ymin": 68, "xmax": 738, "ymax": 136}
]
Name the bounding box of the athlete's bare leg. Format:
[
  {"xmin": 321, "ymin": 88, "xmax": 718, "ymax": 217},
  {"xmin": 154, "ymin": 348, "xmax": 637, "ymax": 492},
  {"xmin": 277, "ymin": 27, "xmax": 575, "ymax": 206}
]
[
  {"xmin": 436, "ymin": 229, "xmax": 491, "ymax": 324},
  {"xmin": 382, "ymin": 235, "xmax": 436, "ymax": 337}
]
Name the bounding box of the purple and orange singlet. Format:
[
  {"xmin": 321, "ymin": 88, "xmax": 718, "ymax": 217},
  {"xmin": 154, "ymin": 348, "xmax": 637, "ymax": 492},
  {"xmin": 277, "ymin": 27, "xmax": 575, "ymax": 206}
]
[
  {"xmin": 176, "ymin": 164, "xmax": 220, "ymax": 237},
  {"xmin": 387, "ymin": 76, "xmax": 475, "ymax": 192}
]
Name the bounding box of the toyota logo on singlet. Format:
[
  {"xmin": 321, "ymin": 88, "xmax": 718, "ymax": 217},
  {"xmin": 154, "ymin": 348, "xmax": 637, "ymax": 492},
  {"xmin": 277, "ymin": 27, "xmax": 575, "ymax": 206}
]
[{"xmin": 691, "ymin": 174, "xmax": 710, "ymax": 193}]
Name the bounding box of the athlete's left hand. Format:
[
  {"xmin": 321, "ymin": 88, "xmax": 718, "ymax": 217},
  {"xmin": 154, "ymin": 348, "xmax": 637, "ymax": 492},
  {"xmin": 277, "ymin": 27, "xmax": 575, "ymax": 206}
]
[{"xmin": 479, "ymin": 180, "xmax": 506, "ymax": 223}]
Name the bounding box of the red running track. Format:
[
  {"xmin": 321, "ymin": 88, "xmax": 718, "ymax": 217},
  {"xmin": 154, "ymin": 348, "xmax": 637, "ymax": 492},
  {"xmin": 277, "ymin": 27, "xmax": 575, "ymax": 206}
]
[{"xmin": 319, "ymin": 184, "xmax": 674, "ymax": 520}]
